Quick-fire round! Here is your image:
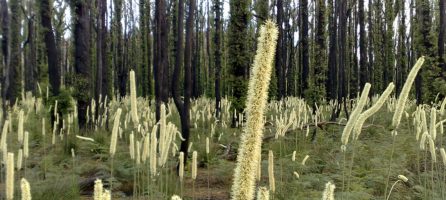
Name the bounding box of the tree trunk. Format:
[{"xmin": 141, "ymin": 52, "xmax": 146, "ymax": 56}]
[
  {"xmin": 337, "ymin": 0, "xmax": 348, "ymax": 118},
  {"xmin": 327, "ymin": 0, "xmax": 337, "ymax": 100},
  {"xmin": 181, "ymin": 0, "xmax": 194, "ymax": 164},
  {"xmin": 301, "ymin": 0, "xmax": 309, "ymax": 94},
  {"xmin": 214, "ymin": 0, "xmax": 222, "ymax": 117},
  {"xmin": 24, "ymin": 3, "xmax": 37, "ymax": 94},
  {"xmin": 114, "ymin": 0, "xmax": 127, "ymax": 97},
  {"xmin": 95, "ymin": 0, "xmax": 104, "ymax": 100},
  {"xmin": 1, "ymin": 0, "xmax": 9, "ymax": 104},
  {"xmin": 6, "ymin": 0, "xmax": 22, "ymax": 104},
  {"xmin": 154, "ymin": 0, "xmax": 170, "ymax": 121},
  {"xmin": 368, "ymin": 0, "xmax": 374, "ymax": 94},
  {"xmin": 359, "ymin": 0, "xmax": 368, "ymax": 89},
  {"xmin": 41, "ymin": 0, "xmax": 60, "ymax": 96},
  {"xmin": 73, "ymin": 0, "xmax": 91, "ymax": 129},
  {"xmin": 276, "ymin": 0, "xmax": 285, "ymax": 99},
  {"xmin": 440, "ymin": 0, "xmax": 445, "ymax": 70},
  {"xmin": 101, "ymin": 0, "xmax": 109, "ymax": 97},
  {"xmin": 172, "ymin": 0, "xmax": 184, "ymax": 110}
]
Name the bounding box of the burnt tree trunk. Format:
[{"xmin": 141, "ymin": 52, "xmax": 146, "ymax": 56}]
[
  {"xmin": 301, "ymin": 0, "xmax": 309, "ymax": 93},
  {"xmin": 440, "ymin": 0, "xmax": 445, "ymax": 70},
  {"xmin": 6, "ymin": 0, "xmax": 22, "ymax": 104},
  {"xmin": 101, "ymin": 0, "xmax": 109, "ymax": 97},
  {"xmin": 154, "ymin": 0, "xmax": 170, "ymax": 121},
  {"xmin": 327, "ymin": 0, "xmax": 337, "ymax": 101},
  {"xmin": 1, "ymin": 0, "xmax": 9, "ymax": 104},
  {"xmin": 276, "ymin": 0, "xmax": 285, "ymax": 99},
  {"xmin": 114, "ymin": 0, "xmax": 127, "ymax": 97},
  {"xmin": 172, "ymin": 0, "xmax": 195, "ymax": 165},
  {"xmin": 73, "ymin": 0, "xmax": 91, "ymax": 129},
  {"xmin": 24, "ymin": 9, "xmax": 37, "ymax": 94},
  {"xmin": 359, "ymin": 0, "xmax": 368, "ymax": 89},
  {"xmin": 41, "ymin": 0, "xmax": 60, "ymax": 96},
  {"xmin": 95, "ymin": 0, "xmax": 104, "ymax": 100},
  {"xmin": 213, "ymin": 0, "xmax": 222, "ymax": 117}
]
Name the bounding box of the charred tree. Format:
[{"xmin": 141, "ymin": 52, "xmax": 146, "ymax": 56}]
[
  {"xmin": 172, "ymin": 0, "xmax": 195, "ymax": 165},
  {"xmin": 213, "ymin": 0, "xmax": 222, "ymax": 117},
  {"xmin": 72, "ymin": 0, "xmax": 91, "ymax": 129},
  {"xmin": 154, "ymin": 0, "xmax": 170, "ymax": 121},
  {"xmin": 40, "ymin": 0, "xmax": 61, "ymax": 96}
]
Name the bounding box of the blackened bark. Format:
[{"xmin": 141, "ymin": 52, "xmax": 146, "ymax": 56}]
[
  {"xmin": 154, "ymin": 0, "xmax": 170, "ymax": 121},
  {"xmin": 214, "ymin": 0, "xmax": 222, "ymax": 117},
  {"xmin": 327, "ymin": 0, "xmax": 337, "ymax": 100},
  {"xmin": 301, "ymin": 0, "xmax": 309, "ymax": 93},
  {"xmin": 115, "ymin": 0, "xmax": 127, "ymax": 97},
  {"xmin": 359, "ymin": 0, "xmax": 368, "ymax": 89},
  {"xmin": 440, "ymin": 0, "xmax": 445, "ymax": 70},
  {"xmin": 24, "ymin": 11, "xmax": 37, "ymax": 94},
  {"xmin": 41, "ymin": 0, "xmax": 60, "ymax": 96},
  {"xmin": 178, "ymin": 0, "xmax": 195, "ymax": 165},
  {"xmin": 95, "ymin": 0, "xmax": 104, "ymax": 100},
  {"xmin": 101, "ymin": 0, "xmax": 109, "ymax": 97},
  {"xmin": 0, "ymin": 0, "xmax": 9, "ymax": 103},
  {"xmin": 73, "ymin": 0, "xmax": 91, "ymax": 129},
  {"xmin": 192, "ymin": 6, "xmax": 200, "ymax": 98},
  {"xmin": 172, "ymin": 0, "xmax": 184, "ymax": 112},
  {"xmin": 275, "ymin": 0, "xmax": 285, "ymax": 99},
  {"xmin": 368, "ymin": 0, "xmax": 374, "ymax": 95},
  {"xmin": 6, "ymin": 0, "xmax": 22, "ymax": 104},
  {"xmin": 337, "ymin": 0, "xmax": 348, "ymax": 118}
]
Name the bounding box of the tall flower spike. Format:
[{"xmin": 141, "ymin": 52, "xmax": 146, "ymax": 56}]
[
  {"xmin": 18, "ymin": 110, "xmax": 24, "ymax": 143},
  {"xmin": 129, "ymin": 70, "xmax": 139, "ymax": 124},
  {"xmin": 231, "ymin": 20, "xmax": 278, "ymax": 200},
  {"xmin": 322, "ymin": 181, "xmax": 336, "ymax": 200},
  {"xmin": 353, "ymin": 83, "xmax": 395, "ymax": 140},
  {"xmin": 21, "ymin": 178, "xmax": 31, "ymax": 200},
  {"xmin": 256, "ymin": 187, "xmax": 269, "ymax": 200},
  {"xmin": 268, "ymin": 150, "xmax": 275, "ymax": 193},
  {"xmin": 430, "ymin": 107, "xmax": 437, "ymax": 140},
  {"xmin": 110, "ymin": 108, "xmax": 122, "ymax": 157},
  {"xmin": 1, "ymin": 120, "xmax": 9, "ymax": 151},
  {"xmin": 6, "ymin": 152, "xmax": 14, "ymax": 200},
  {"xmin": 24, "ymin": 131, "xmax": 29, "ymax": 158},
  {"xmin": 428, "ymin": 135, "xmax": 437, "ymax": 163},
  {"xmin": 440, "ymin": 148, "xmax": 446, "ymax": 166},
  {"xmin": 171, "ymin": 195, "xmax": 182, "ymax": 200},
  {"xmin": 341, "ymin": 83, "xmax": 371, "ymax": 145},
  {"xmin": 129, "ymin": 132, "xmax": 135, "ymax": 160},
  {"xmin": 179, "ymin": 152, "xmax": 184, "ymax": 182},
  {"xmin": 192, "ymin": 151, "xmax": 198, "ymax": 180},
  {"xmin": 392, "ymin": 57, "xmax": 425, "ymax": 129},
  {"xmin": 93, "ymin": 179, "xmax": 103, "ymax": 200}
]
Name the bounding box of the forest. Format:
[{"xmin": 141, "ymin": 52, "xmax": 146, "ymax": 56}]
[{"xmin": 0, "ymin": 0, "xmax": 445, "ymax": 199}]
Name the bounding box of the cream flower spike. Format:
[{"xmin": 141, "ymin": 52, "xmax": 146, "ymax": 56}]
[
  {"xmin": 231, "ymin": 20, "xmax": 278, "ymax": 200},
  {"xmin": 392, "ymin": 57, "xmax": 425, "ymax": 129}
]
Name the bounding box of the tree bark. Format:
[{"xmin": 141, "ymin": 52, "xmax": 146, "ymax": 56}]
[
  {"xmin": 0, "ymin": 0, "xmax": 9, "ymax": 103},
  {"xmin": 301, "ymin": 0, "xmax": 309, "ymax": 94},
  {"xmin": 6, "ymin": 0, "xmax": 22, "ymax": 104},
  {"xmin": 154, "ymin": 0, "xmax": 170, "ymax": 121},
  {"xmin": 114, "ymin": 0, "xmax": 127, "ymax": 97},
  {"xmin": 440, "ymin": 0, "xmax": 445, "ymax": 70},
  {"xmin": 41, "ymin": 0, "xmax": 61, "ymax": 96},
  {"xmin": 327, "ymin": 0, "xmax": 337, "ymax": 100},
  {"xmin": 73, "ymin": 0, "xmax": 91, "ymax": 129},
  {"xmin": 359, "ymin": 0, "xmax": 368, "ymax": 89},
  {"xmin": 276, "ymin": 0, "xmax": 285, "ymax": 99},
  {"xmin": 175, "ymin": 0, "xmax": 195, "ymax": 163},
  {"xmin": 214, "ymin": 0, "xmax": 222, "ymax": 117}
]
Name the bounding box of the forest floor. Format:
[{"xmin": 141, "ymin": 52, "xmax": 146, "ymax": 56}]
[{"xmin": 0, "ymin": 98, "xmax": 442, "ymax": 200}]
